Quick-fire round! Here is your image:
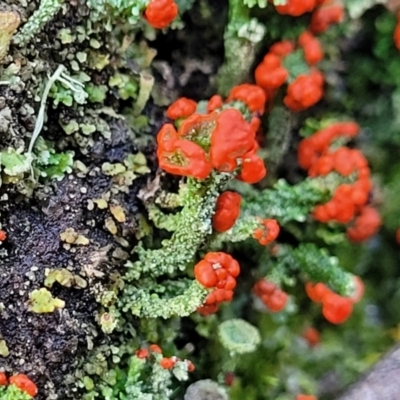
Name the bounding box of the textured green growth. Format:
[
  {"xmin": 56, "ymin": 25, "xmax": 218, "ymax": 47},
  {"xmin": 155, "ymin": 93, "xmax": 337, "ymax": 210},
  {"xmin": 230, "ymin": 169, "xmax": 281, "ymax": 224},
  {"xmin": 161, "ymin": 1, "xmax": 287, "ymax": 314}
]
[
  {"xmin": 217, "ymin": 0, "xmax": 265, "ymax": 94},
  {"xmin": 0, "ymin": 148, "xmax": 32, "ymax": 179},
  {"xmin": 0, "ymin": 385, "xmax": 33, "ymax": 400},
  {"xmin": 209, "ymin": 215, "xmax": 260, "ymax": 250},
  {"xmin": 87, "ymin": 0, "xmax": 149, "ymax": 24},
  {"xmin": 125, "ymin": 173, "xmax": 230, "ymax": 281},
  {"xmin": 28, "ymin": 288, "xmax": 65, "ymax": 313},
  {"xmin": 121, "ymin": 279, "xmax": 208, "ymax": 319},
  {"xmin": 0, "ymin": 11, "xmax": 21, "ymax": 61},
  {"xmin": 284, "ymin": 243, "xmax": 355, "ymax": 296},
  {"xmin": 242, "ymin": 177, "xmax": 340, "ymax": 223},
  {"xmin": 218, "ymin": 319, "xmax": 261, "ymax": 354},
  {"xmin": 109, "ymin": 73, "xmax": 139, "ymax": 100},
  {"xmin": 34, "ymin": 138, "xmax": 74, "ymax": 180},
  {"xmin": 268, "ymin": 243, "xmax": 354, "ymax": 296},
  {"xmin": 82, "ymin": 350, "xmax": 193, "ymax": 399},
  {"xmin": 14, "ymin": 0, "xmax": 64, "ymax": 46},
  {"xmin": 90, "ymin": 171, "xmax": 233, "ymax": 323}
]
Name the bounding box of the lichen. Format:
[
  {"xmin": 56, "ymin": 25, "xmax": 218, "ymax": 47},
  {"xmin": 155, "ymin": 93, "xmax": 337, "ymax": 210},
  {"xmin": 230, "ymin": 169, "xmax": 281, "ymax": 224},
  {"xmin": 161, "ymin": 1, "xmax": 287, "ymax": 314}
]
[
  {"xmin": 27, "ymin": 288, "xmax": 65, "ymax": 313},
  {"xmin": 0, "ymin": 11, "xmax": 20, "ymax": 61},
  {"xmin": 218, "ymin": 319, "xmax": 261, "ymax": 355}
]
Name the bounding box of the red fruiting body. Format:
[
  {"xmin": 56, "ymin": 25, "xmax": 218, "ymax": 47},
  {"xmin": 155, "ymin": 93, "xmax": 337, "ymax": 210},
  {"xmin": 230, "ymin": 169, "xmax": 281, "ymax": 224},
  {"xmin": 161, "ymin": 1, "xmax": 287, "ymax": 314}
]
[
  {"xmin": 149, "ymin": 344, "xmax": 162, "ymax": 354},
  {"xmin": 253, "ymin": 279, "xmax": 276, "ymax": 296},
  {"xmin": 298, "ymin": 31, "xmax": 323, "ymax": 65},
  {"xmin": 297, "ymin": 120, "xmax": 379, "ymax": 241},
  {"xmin": 306, "ymin": 276, "xmax": 364, "ymax": 324},
  {"xmin": 302, "ymin": 327, "xmax": 320, "ymax": 347},
  {"xmin": 178, "ymin": 112, "xmax": 217, "ymax": 141},
  {"xmin": 207, "ymin": 95, "xmax": 223, "ymax": 113},
  {"xmin": 263, "ymin": 288, "xmax": 288, "ymax": 312},
  {"xmin": 284, "ymin": 71, "xmax": 324, "ymax": 111},
  {"xmin": 197, "ymin": 303, "xmax": 219, "ymax": 315},
  {"xmin": 158, "ymin": 102, "xmax": 264, "ymax": 183},
  {"xmin": 144, "ymin": 0, "xmax": 179, "ymax": 29},
  {"xmin": 227, "ymin": 84, "xmax": 267, "ymax": 114},
  {"xmin": 0, "ymin": 372, "xmax": 7, "ymax": 386},
  {"xmin": 194, "ymin": 259, "xmax": 218, "ymax": 288},
  {"xmin": 157, "ymin": 139, "xmax": 212, "ymax": 180},
  {"xmin": 186, "ymin": 360, "xmax": 195, "ymax": 372},
  {"xmin": 255, "ymin": 53, "xmax": 288, "ymax": 90},
  {"xmin": 160, "ymin": 357, "xmax": 176, "ymax": 369},
  {"xmin": 136, "ymin": 348, "xmax": 149, "ymax": 359},
  {"xmin": 253, "ymin": 219, "xmax": 280, "ymax": 245},
  {"xmin": 253, "ymin": 279, "xmax": 288, "ymax": 312},
  {"xmin": 195, "ymin": 252, "xmax": 241, "ymax": 314},
  {"xmin": 346, "ymin": 206, "xmax": 381, "ymax": 242},
  {"xmin": 225, "ymin": 372, "xmax": 235, "ymax": 386},
  {"xmin": 310, "ymin": 4, "xmax": 344, "ymax": 34},
  {"xmin": 210, "ymin": 109, "xmax": 256, "ymax": 172},
  {"xmin": 157, "ymin": 123, "xmax": 179, "ymax": 152},
  {"xmin": 322, "ymin": 292, "xmax": 353, "ymax": 324},
  {"xmin": 0, "ymin": 230, "xmax": 6, "ymax": 241},
  {"xmin": 166, "ymin": 97, "xmax": 197, "ymax": 120},
  {"xmin": 296, "ymin": 395, "xmax": 318, "ymax": 400},
  {"xmin": 275, "ymin": 0, "xmax": 316, "ymax": 16},
  {"xmin": 305, "ymin": 282, "xmax": 332, "ymax": 303},
  {"xmin": 9, "ymin": 374, "xmax": 38, "ymax": 397},
  {"xmin": 237, "ymin": 152, "xmax": 267, "ymax": 184},
  {"xmin": 212, "ymin": 191, "xmax": 242, "ymax": 232},
  {"xmin": 394, "ymin": 18, "xmax": 400, "ymax": 50},
  {"xmin": 269, "ymin": 40, "xmax": 295, "ymax": 57}
]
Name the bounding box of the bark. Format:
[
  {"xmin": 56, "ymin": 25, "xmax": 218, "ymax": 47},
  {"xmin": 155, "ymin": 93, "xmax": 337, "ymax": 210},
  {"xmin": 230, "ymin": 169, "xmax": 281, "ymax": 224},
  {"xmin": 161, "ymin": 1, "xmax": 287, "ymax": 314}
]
[{"xmin": 336, "ymin": 344, "xmax": 400, "ymax": 400}]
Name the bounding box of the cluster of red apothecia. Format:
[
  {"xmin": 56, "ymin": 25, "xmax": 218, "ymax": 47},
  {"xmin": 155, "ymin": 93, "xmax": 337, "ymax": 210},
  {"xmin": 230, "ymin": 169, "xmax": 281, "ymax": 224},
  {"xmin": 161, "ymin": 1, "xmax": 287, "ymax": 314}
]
[
  {"xmin": 255, "ymin": 0, "xmax": 344, "ymax": 112},
  {"xmin": 252, "ymin": 218, "xmax": 280, "ymax": 245},
  {"xmin": 255, "ymin": 36, "xmax": 324, "ymax": 112},
  {"xmin": 253, "ymin": 279, "xmax": 289, "ymax": 312},
  {"xmin": 305, "ymin": 276, "xmax": 364, "ymax": 324},
  {"xmin": 144, "ymin": 0, "xmax": 178, "ymax": 29},
  {"xmin": 194, "ymin": 221, "xmax": 281, "ymax": 315},
  {"xmin": 159, "ymin": 84, "xmax": 267, "ymax": 183},
  {"xmin": 212, "ymin": 191, "xmax": 242, "ymax": 233},
  {"xmin": 272, "ymin": 0, "xmax": 343, "ymax": 33},
  {"xmin": 135, "ymin": 344, "xmax": 195, "ymax": 372},
  {"xmin": 298, "ymin": 121, "xmax": 381, "ymax": 242},
  {"xmin": 0, "ymin": 372, "xmax": 38, "ymax": 397},
  {"xmin": 194, "ymin": 252, "xmax": 240, "ymax": 315}
]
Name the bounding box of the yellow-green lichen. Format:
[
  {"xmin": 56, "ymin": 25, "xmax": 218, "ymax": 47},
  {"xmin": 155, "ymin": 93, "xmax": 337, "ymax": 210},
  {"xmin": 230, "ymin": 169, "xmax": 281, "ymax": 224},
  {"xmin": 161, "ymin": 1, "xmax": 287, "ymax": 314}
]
[{"xmin": 28, "ymin": 288, "xmax": 65, "ymax": 313}]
